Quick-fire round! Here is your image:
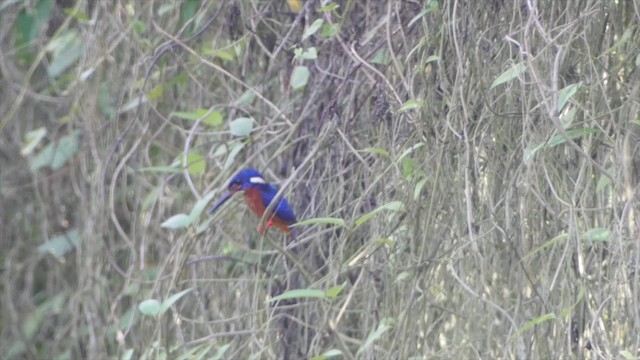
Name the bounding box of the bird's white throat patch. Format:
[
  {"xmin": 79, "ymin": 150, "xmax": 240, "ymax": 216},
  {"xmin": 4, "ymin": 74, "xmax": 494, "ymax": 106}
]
[{"xmin": 249, "ymin": 176, "xmax": 266, "ymax": 184}]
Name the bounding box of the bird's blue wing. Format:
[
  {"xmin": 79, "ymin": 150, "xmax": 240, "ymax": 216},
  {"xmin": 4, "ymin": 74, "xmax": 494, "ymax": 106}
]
[{"xmin": 261, "ymin": 184, "xmax": 297, "ymax": 224}]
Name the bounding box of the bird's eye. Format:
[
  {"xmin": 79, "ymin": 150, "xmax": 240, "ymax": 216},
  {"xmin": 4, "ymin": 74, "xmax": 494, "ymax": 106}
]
[{"xmin": 229, "ymin": 181, "xmax": 241, "ymax": 191}]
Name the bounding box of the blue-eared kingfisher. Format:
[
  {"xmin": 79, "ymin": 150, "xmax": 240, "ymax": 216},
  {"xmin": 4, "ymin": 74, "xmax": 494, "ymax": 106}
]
[{"xmin": 209, "ymin": 168, "xmax": 298, "ymax": 240}]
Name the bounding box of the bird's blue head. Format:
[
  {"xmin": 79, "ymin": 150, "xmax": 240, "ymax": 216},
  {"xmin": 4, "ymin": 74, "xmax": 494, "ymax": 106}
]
[
  {"xmin": 226, "ymin": 168, "xmax": 266, "ymax": 192},
  {"xmin": 209, "ymin": 168, "xmax": 266, "ymax": 215}
]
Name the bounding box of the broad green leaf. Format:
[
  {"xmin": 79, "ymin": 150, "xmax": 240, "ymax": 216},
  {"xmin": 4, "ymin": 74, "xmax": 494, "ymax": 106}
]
[
  {"xmin": 491, "ymin": 62, "xmax": 526, "ymax": 89},
  {"xmin": 582, "ymin": 227, "xmax": 610, "ymax": 242},
  {"xmin": 371, "ymin": 48, "xmax": 390, "ymax": 65},
  {"xmin": 234, "ymin": 89, "xmax": 255, "ymax": 106},
  {"xmin": 294, "ymin": 47, "xmax": 318, "ymax": 60},
  {"xmin": 46, "ymin": 29, "xmax": 84, "ymax": 77},
  {"xmin": 303, "ymin": 19, "xmax": 324, "ymax": 40},
  {"xmin": 414, "ymin": 178, "xmax": 428, "ymax": 200},
  {"xmin": 311, "ymin": 349, "xmax": 342, "ymax": 360},
  {"xmin": 425, "ymin": 55, "xmax": 439, "ymax": 63},
  {"xmin": 229, "ymin": 117, "xmax": 254, "ymax": 137},
  {"xmin": 146, "ymin": 84, "xmax": 164, "ymax": 100},
  {"xmin": 185, "ymin": 151, "xmax": 206, "ymax": 176},
  {"xmin": 223, "ymin": 142, "xmax": 245, "ymax": 169},
  {"xmin": 522, "ymin": 233, "xmax": 568, "ymax": 261},
  {"xmin": 37, "ymin": 228, "xmax": 80, "ymax": 257},
  {"xmin": 138, "ymin": 299, "xmax": 161, "ymax": 316},
  {"xmin": 397, "ymin": 142, "xmax": 425, "ymax": 161},
  {"xmin": 321, "ymin": 23, "xmax": 340, "ymax": 38},
  {"xmin": 557, "ymin": 83, "xmax": 579, "ymax": 112},
  {"xmin": 29, "ymin": 130, "xmax": 80, "ymax": 172},
  {"xmin": 293, "ymin": 217, "xmax": 345, "ymax": 227},
  {"xmin": 132, "ymin": 20, "xmax": 146, "ymax": 34},
  {"xmin": 619, "ymin": 350, "xmax": 637, "ymax": 360},
  {"xmin": 269, "ymin": 289, "xmax": 326, "ymax": 303},
  {"xmin": 514, "ymin": 313, "xmax": 556, "ymax": 337},
  {"xmin": 560, "ymin": 107, "xmax": 577, "ymax": 129},
  {"xmin": 402, "ymin": 157, "xmax": 415, "ymax": 179},
  {"xmin": 395, "ymin": 271, "xmax": 411, "ymax": 283},
  {"xmin": 360, "ymin": 147, "xmax": 389, "ymax": 157},
  {"xmin": 408, "ymin": 2, "xmax": 440, "ymax": 27},
  {"xmin": 159, "ymin": 288, "xmax": 193, "ymax": 314},
  {"xmin": 398, "ymin": 99, "xmax": 424, "ymax": 112},
  {"xmin": 171, "ymin": 108, "xmax": 223, "ymax": 127},
  {"xmin": 524, "ymin": 128, "xmax": 600, "ymax": 163},
  {"xmin": 290, "ymin": 65, "xmax": 310, "ymax": 90},
  {"xmin": 318, "ymin": 3, "xmax": 339, "ymax": 13},
  {"xmin": 325, "ymin": 284, "xmax": 345, "ymax": 298},
  {"xmin": 161, "ymin": 214, "xmax": 193, "ymax": 229},
  {"xmin": 21, "ymin": 127, "xmax": 47, "ymax": 156},
  {"xmin": 355, "ymin": 201, "xmax": 405, "ymax": 228},
  {"xmin": 358, "ymin": 320, "xmax": 393, "ymax": 354},
  {"xmin": 596, "ymin": 170, "xmax": 612, "ymax": 192}
]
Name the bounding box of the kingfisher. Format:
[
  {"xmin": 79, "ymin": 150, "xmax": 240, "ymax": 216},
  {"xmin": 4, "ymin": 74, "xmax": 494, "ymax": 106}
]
[{"xmin": 209, "ymin": 168, "xmax": 298, "ymax": 240}]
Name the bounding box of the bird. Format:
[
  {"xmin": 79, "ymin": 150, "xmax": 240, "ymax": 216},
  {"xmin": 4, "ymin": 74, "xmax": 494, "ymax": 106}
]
[{"xmin": 209, "ymin": 168, "xmax": 298, "ymax": 240}]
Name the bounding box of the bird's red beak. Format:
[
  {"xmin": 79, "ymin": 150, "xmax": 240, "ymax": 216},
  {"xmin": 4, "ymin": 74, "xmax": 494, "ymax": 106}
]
[{"xmin": 208, "ymin": 190, "xmax": 236, "ymax": 215}]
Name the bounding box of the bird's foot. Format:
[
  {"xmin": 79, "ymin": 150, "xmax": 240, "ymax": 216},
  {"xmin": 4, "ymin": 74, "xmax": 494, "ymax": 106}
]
[{"xmin": 257, "ymin": 220, "xmax": 274, "ymax": 236}]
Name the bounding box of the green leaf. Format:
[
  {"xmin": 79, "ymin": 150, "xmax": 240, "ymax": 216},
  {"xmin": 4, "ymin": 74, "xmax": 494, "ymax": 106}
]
[
  {"xmin": 311, "ymin": 349, "xmax": 342, "ymax": 360},
  {"xmin": 229, "ymin": 117, "xmax": 254, "ymax": 137},
  {"xmin": 402, "ymin": 157, "xmax": 415, "ymax": 179},
  {"xmin": 355, "ymin": 201, "xmax": 405, "ymax": 228},
  {"xmin": 398, "ymin": 99, "xmax": 424, "ymax": 112},
  {"xmin": 223, "ymin": 141, "xmax": 245, "ymax": 169},
  {"xmin": 294, "ymin": 47, "xmax": 318, "ymax": 60},
  {"xmin": 360, "ymin": 147, "xmax": 389, "ymax": 157},
  {"xmin": 514, "ymin": 313, "xmax": 556, "ymax": 337},
  {"xmin": 63, "ymin": 7, "xmax": 89, "ymax": 21},
  {"xmin": 414, "ymin": 178, "xmax": 428, "ymax": 200},
  {"xmin": 161, "ymin": 214, "xmax": 194, "ymax": 229},
  {"xmin": 491, "ymin": 62, "xmax": 526, "ymax": 89},
  {"xmin": 358, "ymin": 320, "xmax": 393, "ymax": 355},
  {"xmin": 29, "ymin": 130, "xmax": 80, "ymax": 172},
  {"xmin": 37, "ymin": 228, "xmax": 80, "ymax": 257},
  {"xmin": 269, "ymin": 289, "xmax": 326, "ymax": 303},
  {"xmin": 293, "ymin": 217, "xmax": 345, "ymax": 227},
  {"xmin": 325, "ymin": 284, "xmax": 345, "ymax": 298},
  {"xmin": 21, "ymin": 127, "xmax": 47, "ymax": 156},
  {"xmin": 132, "ymin": 19, "xmax": 146, "ymax": 34},
  {"xmin": 159, "ymin": 288, "xmax": 193, "ymax": 314},
  {"xmin": 557, "ymin": 83, "xmax": 579, "ymax": 112},
  {"xmin": 408, "ymin": 2, "xmax": 440, "ymax": 27},
  {"xmin": 138, "ymin": 299, "xmax": 161, "ymax": 317},
  {"xmin": 171, "ymin": 108, "xmax": 223, "ymax": 127},
  {"xmin": 619, "ymin": 350, "xmax": 638, "ymax": 360},
  {"xmin": 121, "ymin": 349, "xmax": 134, "ymax": 360},
  {"xmin": 596, "ymin": 169, "xmax": 612, "ymax": 192},
  {"xmin": 425, "ymin": 55, "xmax": 439, "ymax": 63},
  {"xmin": 371, "ymin": 48, "xmax": 390, "ymax": 65},
  {"xmin": 290, "ymin": 65, "xmax": 310, "ymax": 90},
  {"xmin": 234, "ymin": 89, "xmax": 255, "ymax": 106},
  {"xmin": 185, "ymin": 150, "xmax": 205, "ymax": 176},
  {"xmin": 46, "ymin": 29, "xmax": 84, "ymax": 77},
  {"xmin": 146, "ymin": 84, "xmax": 164, "ymax": 100},
  {"xmin": 303, "ymin": 19, "xmax": 324, "ymax": 40},
  {"xmin": 524, "ymin": 128, "xmax": 600, "ymax": 163},
  {"xmin": 320, "ymin": 23, "xmax": 340, "ymax": 38},
  {"xmin": 581, "ymin": 227, "xmax": 610, "ymax": 242},
  {"xmin": 395, "ymin": 271, "xmax": 411, "ymax": 283},
  {"xmin": 522, "ymin": 233, "xmax": 568, "ymax": 261},
  {"xmin": 318, "ymin": 3, "xmax": 339, "ymax": 13}
]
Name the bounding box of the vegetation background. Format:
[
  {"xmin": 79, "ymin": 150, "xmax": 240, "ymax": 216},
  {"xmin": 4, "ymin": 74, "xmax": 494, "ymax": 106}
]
[{"xmin": 1, "ymin": 0, "xmax": 639, "ymax": 359}]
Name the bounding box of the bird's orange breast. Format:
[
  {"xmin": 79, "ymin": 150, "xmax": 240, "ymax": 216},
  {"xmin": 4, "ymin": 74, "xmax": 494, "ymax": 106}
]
[{"xmin": 243, "ymin": 187, "xmax": 292, "ymax": 233}]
